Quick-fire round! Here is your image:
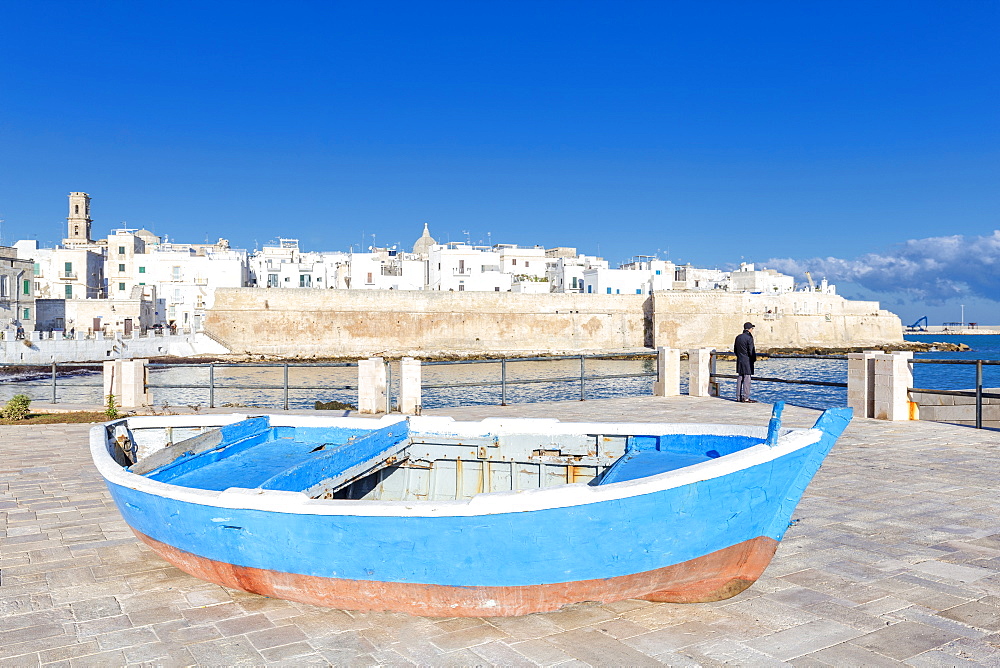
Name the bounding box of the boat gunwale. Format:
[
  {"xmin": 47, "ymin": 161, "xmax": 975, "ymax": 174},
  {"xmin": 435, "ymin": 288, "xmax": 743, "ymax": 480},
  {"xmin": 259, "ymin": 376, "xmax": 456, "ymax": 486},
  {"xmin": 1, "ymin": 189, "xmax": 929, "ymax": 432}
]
[{"xmin": 90, "ymin": 413, "xmax": 825, "ymax": 518}]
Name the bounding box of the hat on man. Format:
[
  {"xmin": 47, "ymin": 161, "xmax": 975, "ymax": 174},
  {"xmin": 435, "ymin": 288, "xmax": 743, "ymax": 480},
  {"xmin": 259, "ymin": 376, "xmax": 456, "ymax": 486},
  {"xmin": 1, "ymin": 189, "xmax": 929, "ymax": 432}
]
[{"xmin": 743, "ymin": 322, "xmax": 755, "ymax": 330}]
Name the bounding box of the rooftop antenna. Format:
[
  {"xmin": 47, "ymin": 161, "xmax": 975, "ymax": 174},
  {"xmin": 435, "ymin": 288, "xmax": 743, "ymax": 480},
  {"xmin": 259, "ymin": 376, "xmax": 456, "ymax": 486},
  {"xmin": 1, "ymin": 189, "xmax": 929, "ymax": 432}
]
[
  {"xmin": 487, "ymin": 232, "xmax": 491, "ymax": 247},
  {"xmin": 462, "ymin": 230, "xmax": 471, "ymax": 244}
]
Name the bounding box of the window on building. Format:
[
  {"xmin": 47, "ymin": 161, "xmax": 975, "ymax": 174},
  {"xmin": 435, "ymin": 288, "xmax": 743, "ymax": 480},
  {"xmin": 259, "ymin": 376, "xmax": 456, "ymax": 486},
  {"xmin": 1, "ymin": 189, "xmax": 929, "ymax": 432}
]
[
  {"xmin": 75, "ymin": 205, "xmax": 79, "ymax": 214},
  {"xmin": 636, "ymin": 289, "xmax": 642, "ymax": 294},
  {"xmin": 495, "ymin": 286, "xmax": 500, "ymax": 291},
  {"xmin": 0, "ymin": 276, "xmax": 7, "ymax": 297},
  {"xmin": 587, "ymin": 285, "xmax": 592, "ymax": 293},
  {"xmin": 171, "ymin": 266, "xmax": 182, "ymax": 281},
  {"xmin": 139, "ymin": 266, "xmax": 146, "ymax": 273},
  {"xmin": 458, "ymin": 283, "xmax": 465, "ymax": 291},
  {"xmin": 571, "ymin": 277, "xmax": 578, "ymax": 289},
  {"xmin": 22, "ymin": 308, "xmax": 30, "ymax": 320},
  {"xmin": 655, "ymin": 270, "xmax": 661, "ymax": 275},
  {"xmin": 118, "ymin": 246, "xmax": 126, "ymax": 255},
  {"xmin": 458, "ymin": 259, "xmax": 465, "ymax": 273},
  {"xmin": 607, "ymin": 288, "xmax": 612, "ymax": 294},
  {"xmin": 118, "ymin": 263, "xmax": 126, "ymax": 272},
  {"xmin": 119, "ymin": 282, "xmax": 126, "ymax": 291},
  {"xmin": 267, "ymin": 274, "xmax": 279, "ymax": 288},
  {"xmin": 366, "ymin": 272, "xmax": 373, "ymax": 284},
  {"xmin": 65, "ymin": 284, "xmax": 72, "ymax": 298},
  {"xmin": 33, "ymin": 263, "xmax": 40, "ymax": 277},
  {"xmin": 23, "ymin": 280, "xmax": 30, "ymax": 295},
  {"xmin": 299, "ymin": 274, "xmax": 312, "ymax": 288},
  {"xmin": 64, "ymin": 262, "xmax": 73, "ymax": 276},
  {"xmin": 512, "ymin": 259, "xmax": 517, "ymax": 266},
  {"xmin": 525, "ymin": 261, "xmax": 529, "ymax": 268}
]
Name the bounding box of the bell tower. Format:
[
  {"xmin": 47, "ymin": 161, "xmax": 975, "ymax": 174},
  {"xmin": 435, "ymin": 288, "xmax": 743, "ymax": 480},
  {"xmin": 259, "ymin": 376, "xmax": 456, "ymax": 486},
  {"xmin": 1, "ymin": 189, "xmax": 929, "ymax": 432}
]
[{"xmin": 65, "ymin": 192, "xmax": 92, "ymax": 245}]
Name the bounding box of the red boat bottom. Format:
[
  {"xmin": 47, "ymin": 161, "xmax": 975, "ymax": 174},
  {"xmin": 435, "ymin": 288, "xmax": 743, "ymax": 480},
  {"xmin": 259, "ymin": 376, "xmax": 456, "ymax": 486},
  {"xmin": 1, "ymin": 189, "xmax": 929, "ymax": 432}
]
[{"xmin": 133, "ymin": 530, "xmax": 779, "ymax": 617}]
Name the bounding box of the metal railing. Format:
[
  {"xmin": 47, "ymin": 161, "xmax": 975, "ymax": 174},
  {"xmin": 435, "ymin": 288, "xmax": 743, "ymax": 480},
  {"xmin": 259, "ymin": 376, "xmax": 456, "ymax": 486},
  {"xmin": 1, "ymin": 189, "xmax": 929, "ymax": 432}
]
[
  {"xmin": 422, "ymin": 353, "xmax": 657, "ymax": 406},
  {"xmin": 708, "ymin": 351, "xmax": 849, "ymax": 395},
  {"xmin": 146, "ymin": 362, "xmax": 359, "ymax": 410},
  {"xmin": 0, "ymin": 362, "xmax": 104, "ymax": 403},
  {"xmin": 909, "ymin": 358, "xmax": 1000, "ymax": 430}
]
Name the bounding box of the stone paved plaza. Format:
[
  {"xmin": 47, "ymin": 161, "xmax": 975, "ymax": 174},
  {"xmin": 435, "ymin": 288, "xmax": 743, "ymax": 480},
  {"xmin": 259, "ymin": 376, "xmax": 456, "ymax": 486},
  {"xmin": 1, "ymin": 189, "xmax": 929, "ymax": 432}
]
[{"xmin": 2, "ymin": 396, "xmax": 1000, "ymax": 666}]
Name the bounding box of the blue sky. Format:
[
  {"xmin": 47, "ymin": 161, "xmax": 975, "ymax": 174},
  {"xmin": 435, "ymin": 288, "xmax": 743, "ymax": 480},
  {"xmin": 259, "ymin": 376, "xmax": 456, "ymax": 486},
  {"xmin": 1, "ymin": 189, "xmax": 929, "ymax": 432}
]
[{"xmin": 1, "ymin": 1, "xmax": 997, "ymax": 324}]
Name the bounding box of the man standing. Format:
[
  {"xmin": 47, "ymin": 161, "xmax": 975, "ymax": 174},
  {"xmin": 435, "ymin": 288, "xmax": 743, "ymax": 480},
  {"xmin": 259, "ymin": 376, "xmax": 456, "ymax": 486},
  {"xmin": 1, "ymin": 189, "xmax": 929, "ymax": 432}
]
[{"xmin": 734, "ymin": 322, "xmax": 756, "ymax": 403}]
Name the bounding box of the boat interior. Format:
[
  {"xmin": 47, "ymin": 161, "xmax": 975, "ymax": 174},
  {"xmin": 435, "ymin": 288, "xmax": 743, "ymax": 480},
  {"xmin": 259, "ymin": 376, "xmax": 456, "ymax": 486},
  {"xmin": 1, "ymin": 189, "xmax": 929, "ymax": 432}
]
[{"xmin": 114, "ymin": 418, "xmax": 766, "ymax": 502}]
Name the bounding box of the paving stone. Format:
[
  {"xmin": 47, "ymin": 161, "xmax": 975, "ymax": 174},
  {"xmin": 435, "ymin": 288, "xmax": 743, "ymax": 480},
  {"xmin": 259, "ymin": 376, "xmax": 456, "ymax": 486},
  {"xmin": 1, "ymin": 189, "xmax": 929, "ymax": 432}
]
[
  {"xmin": 245, "ymin": 623, "xmax": 309, "ymax": 650},
  {"xmin": 258, "ymin": 640, "xmax": 319, "ymax": 661},
  {"xmin": 851, "ymin": 620, "xmax": 964, "ymax": 660},
  {"xmin": 428, "ymin": 623, "xmax": 509, "ymax": 651},
  {"xmin": 68, "ymin": 596, "xmax": 121, "ymax": 622},
  {"xmin": 468, "ymin": 640, "xmax": 537, "ymax": 666},
  {"xmin": 545, "ymin": 627, "xmax": 664, "ymax": 666},
  {"xmin": 806, "ymin": 641, "xmax": 904, "ymax": 666},
  {"xmin": 938, "ymin": 600, "xmax": 1000, "ymax": 632},
  {"xmin": 744, "ymin": 619, "xmax": 862, "ymax": 660}
]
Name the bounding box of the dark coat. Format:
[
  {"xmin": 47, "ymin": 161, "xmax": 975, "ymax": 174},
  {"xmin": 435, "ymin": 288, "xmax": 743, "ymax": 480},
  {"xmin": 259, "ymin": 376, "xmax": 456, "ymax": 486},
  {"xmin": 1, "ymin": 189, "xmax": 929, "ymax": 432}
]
[{"xmin": 734, "ymin": 331, "xmax": 756, "ymax": 375}]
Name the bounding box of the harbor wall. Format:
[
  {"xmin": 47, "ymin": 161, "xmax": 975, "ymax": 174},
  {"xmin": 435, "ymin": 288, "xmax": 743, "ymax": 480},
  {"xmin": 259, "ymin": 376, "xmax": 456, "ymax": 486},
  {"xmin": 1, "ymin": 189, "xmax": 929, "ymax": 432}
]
[
  {"xmin": 204, "ymin": 288, "xmax": 902, "ymax": 357},
  {"xmin": 652, "ymin": 292, "xmax": 903, "ymax": 350},
  {"xmin": 204, "ymin": 289, "xmax": 650, "ymax": 357}
]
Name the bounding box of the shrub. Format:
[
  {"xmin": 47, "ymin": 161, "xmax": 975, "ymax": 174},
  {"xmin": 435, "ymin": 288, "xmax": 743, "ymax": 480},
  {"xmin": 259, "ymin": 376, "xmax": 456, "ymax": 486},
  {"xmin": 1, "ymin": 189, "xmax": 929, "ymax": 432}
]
[
  {"xmin": 2, "ymin": 394, "xmax": 32, "ymax": 421},
  {"xmin": 105, "ymin": 394, "xmax": 121, "ymax": 420}
]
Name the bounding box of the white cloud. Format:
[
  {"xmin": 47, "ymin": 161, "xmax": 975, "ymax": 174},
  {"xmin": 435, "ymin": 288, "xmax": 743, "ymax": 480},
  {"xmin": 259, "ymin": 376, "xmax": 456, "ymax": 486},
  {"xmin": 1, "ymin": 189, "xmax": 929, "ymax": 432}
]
[{"xmin": 765, "ymin": 230, "xmax": 1000, "ymax": 304}]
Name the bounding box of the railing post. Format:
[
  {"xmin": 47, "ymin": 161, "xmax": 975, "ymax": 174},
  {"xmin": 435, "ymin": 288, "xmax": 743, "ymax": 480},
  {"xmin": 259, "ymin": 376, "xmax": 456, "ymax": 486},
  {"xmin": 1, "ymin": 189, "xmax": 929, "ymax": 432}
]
[
  {"xmin": 283, "ymin": 363, "xmax": 289, "ymax": 410},
  {"xmin": 209, "ymin": 364, "xmax": 215, "ymax": 409},
  {"xmin": 976, "ymin": 359, "xmax": 983, "ymax": 429},
  {"xmin": 847, "ymin": 351, "xmax": 880, "ymax": 419},
  {"xmin": 51, "ymin": 362, "xmax": 57, "ymax": 404},
  {"xmin": 357, "ymin": 357, "xmax": 387, "ymax": 414},
  {"xmin": 652, "ymin": 347, "xmax": 680, "ymax": 397},
  {"xmin": 579, "ymin": 355, "xmax": 586, "ymax": 401},
  {"xmin": 873, "ymin": 351, "xmax": 912, "ymax": 420},
  {"xmin": 398, "ymin": 357, "xmax": 421, "ymax": 414},
  {"xmin": 500, "ymin": 358, "xmax": 507, "ymax": 406},
  {"xmin": 688, "ymin": 348, "xmax": 714, "ymax": 397}
]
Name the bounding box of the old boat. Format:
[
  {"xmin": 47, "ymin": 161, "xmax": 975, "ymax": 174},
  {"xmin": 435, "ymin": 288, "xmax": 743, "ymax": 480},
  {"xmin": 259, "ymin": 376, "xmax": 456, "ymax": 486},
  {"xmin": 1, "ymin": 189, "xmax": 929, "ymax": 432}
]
[{"xmin": 91, "ymin": 403, "xmax": 850, "ymax": 617}]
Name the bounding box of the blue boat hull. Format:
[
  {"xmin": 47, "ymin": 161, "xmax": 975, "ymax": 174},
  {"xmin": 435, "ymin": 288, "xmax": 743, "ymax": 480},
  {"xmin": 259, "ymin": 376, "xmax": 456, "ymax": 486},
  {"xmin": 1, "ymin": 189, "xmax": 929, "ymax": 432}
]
[{"xmin": 93, "ymin": 408, "xmax": 850, "ymax": 616}]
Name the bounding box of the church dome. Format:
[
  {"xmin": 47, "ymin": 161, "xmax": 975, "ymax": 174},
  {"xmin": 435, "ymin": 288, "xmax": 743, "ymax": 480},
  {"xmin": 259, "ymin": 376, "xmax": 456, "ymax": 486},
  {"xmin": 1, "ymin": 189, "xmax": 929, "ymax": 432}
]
[{"xmin": 412, "ymin": 223, "xmax": 437, "ymax": 256}]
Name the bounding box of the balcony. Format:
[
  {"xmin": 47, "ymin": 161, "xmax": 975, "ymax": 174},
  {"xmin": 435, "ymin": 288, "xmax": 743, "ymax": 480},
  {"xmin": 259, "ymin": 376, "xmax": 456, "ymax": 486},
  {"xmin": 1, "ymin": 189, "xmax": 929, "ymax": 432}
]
[{"xmin": 59, "ymin": 272, "xmax": 77, "ymax": 280}]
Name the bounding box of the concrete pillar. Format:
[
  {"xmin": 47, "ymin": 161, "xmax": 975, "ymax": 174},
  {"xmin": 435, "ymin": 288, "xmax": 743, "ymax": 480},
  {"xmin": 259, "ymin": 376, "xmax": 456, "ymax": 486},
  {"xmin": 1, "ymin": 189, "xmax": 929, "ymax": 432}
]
[
  {"xmin": 74, "ymin": 331, "xmax": 85, "ymax": 341},
  {"xmin": 688, "ymin": 348, "xmax": 715, "ymax": 397},
  {"xmin": 103, "ymin": 359, "xmax": 152, "ymax": 409},
  {"xmin": 847, "ymin": 350, "xmax": 880, "ymax": 418},
  {"xmin": 398, "ymin": 357, "xmax": 422, "ymax": 414},
  {"xmin": 30, "ymin": 331, "xmax": 41, "ymax": 342},
  {"xmin": 652, "ymin": 347, "xmax": 681, "ymax": 397},
  {"xmin": 358, "ymin": 357, "xmax": 387, "ymax": 414},
  {"xmin": 873, "ymin": 351, "xmax": 913, "ymax": 421},
  {"xmin": 95, "ymin": 331, "xmax": 105, "ymax": 341}
]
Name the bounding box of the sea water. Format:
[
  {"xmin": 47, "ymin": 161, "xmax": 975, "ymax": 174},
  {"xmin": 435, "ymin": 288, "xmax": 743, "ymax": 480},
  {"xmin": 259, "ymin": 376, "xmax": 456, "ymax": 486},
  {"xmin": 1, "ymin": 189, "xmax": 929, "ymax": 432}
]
[{"xmin": 3, "ymin": 335, "xmax": 999, "ymax": 412}]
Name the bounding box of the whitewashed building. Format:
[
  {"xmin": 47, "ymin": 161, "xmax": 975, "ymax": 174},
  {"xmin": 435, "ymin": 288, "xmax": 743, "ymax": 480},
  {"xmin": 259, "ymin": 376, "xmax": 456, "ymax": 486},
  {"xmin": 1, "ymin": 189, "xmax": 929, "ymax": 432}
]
[
  {"xmin": 547, "ymin": 255, "xmax": 608, "ymax": 293},
  {"xmin": 427, "ymin": 243, "xmax": 511, "ymax": 292},
  {"xmin": 581, "ymin": 257, "xmax": 675, "ymax": 295},
  {"xmin": 729, "ymin": 262, "xmax": 795, "ymax": 294}
]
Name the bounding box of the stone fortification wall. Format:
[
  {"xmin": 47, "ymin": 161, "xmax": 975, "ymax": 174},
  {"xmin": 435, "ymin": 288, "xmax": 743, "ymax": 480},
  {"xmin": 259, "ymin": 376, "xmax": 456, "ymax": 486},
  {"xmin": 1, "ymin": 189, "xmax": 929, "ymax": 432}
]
[
  {"xmin": 204, "ymin": 288, "xmax": 902, "ymax": 357},
  {"xmin": 205, "ymin": 289, "xmax": 650, "ymax": 357},
  {"xmin": 653, "ymin": 292, "xmax": 902, "ymax": 350}
]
